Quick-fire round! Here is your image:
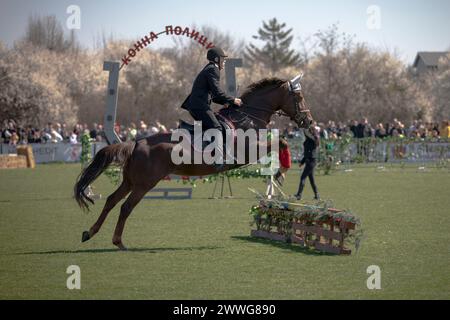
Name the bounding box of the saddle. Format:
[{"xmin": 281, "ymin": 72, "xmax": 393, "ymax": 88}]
[{"xmin": 178, "ymin": 113, "xmax": 234, "ymax": 133}]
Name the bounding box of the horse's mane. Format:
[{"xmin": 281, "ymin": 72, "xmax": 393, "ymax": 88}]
[{"xmin": 240, "ymin": 77, "xmax": 286, "ymax": 100}]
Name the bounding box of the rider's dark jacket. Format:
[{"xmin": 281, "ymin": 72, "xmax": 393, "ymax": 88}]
[{"xmin": 181, "ymin": 62, "xmax": 235, "ymax": 111}]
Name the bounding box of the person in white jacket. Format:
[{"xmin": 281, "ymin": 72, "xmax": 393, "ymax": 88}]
[{"xmin": 69, "ymin": 129, "xmax": 78, "ymax": 144}]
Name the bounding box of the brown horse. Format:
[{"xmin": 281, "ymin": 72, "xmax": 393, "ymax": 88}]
[{"xmin": 74, "ymin": 76, "xmax": 313, "ymax": 250}]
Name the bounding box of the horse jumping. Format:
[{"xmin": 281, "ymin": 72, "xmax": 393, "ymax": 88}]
[{"xmin": 74, "ymin": 75, "xmax": 313, "ymax": 250}]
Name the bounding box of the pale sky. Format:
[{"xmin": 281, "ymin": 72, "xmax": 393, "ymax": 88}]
[{"xmin": 1, "ymin": 0, "xmax": 449, "ymax": 64}]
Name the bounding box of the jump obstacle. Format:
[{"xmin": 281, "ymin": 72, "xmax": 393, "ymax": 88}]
[
  {"xmin": 0, "ymin": 145, "xmax": 35, "ymax": 169},
  {"xmin": 250, "ymin": 199, "xmax": 361, "ymax": 255},
  {"xmin": 143, "ymin": 175, "xmax": 195, "ymax": 200},
  {"xmin": 209, "ymin": 175, "xmax": 234, "ymax": 199},
  {"xmin": 144, "ymin": 188, "xmax": 193, "ymax": 200}
]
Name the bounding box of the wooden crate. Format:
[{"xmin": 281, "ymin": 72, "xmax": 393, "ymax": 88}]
[
  {"xmin": 16, "ymin": 145, "xmax": 35, "ymax": 168},
  {"xmin": 0, "ymin": 155, "xmax": 28, "ymax": 169}
]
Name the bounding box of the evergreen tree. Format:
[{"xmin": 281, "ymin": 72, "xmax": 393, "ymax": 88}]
[{"xmin": 244, "ymin": 18, "xmax": 301, "ymax": 73}]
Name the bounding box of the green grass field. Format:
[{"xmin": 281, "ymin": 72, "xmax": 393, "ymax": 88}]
[{"xmin": 0, "ymin": 163, "xmax": 449, "ymax": 299}]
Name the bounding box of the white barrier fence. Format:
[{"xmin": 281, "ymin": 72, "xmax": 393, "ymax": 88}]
[
  {"xmin": 1, "ymin": 140, "xmax": 449, "ymax": 164},
  {"xmin": 288, "ymin": 138, "xmax": 450, "ymax": 164},
  {"xmin": 0, "ymin": 142, "xmax": 107, "ymax": 164},
  {"xmin": 351, "ymin": 141, "xmax": 450, "ymax": 163}
]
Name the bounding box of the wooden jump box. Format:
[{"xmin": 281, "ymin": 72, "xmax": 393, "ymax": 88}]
[
  {"xmin": 0, "ymin": 154, "xmax": 28, "ymax": 169},
  {"xmin": 0, "ymin": 145, "xmax": 35, "ymax": 169},
  {"xmin": 17, "ymin": 145, "xmax": 36, "ymax": 168},
  {"xmin": 250, "ymin": 201, "xmax": 359, "ymax": 255}
]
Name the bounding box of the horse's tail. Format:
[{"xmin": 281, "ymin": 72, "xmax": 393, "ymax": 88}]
[{"xmin": 74, "ymin": 142, "xmax": 135, "ymax": 211}]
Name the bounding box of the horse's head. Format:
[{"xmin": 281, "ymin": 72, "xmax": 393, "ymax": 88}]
[
  {"xmin": 281, "ymin": 74, "xmax": 313, "ymax": 129},
  {"xmin": 239, "ymin": 76, "xmax": 313, "ymax": 129}
]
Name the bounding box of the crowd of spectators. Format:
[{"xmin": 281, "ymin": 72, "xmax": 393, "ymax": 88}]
[
  {"xmin": 2, "ymin": 118, "xmax": 449, "ymax": 145},
  {"xmin": 283, "ymin": 119, "xmax": 450, "ymax": 141},
  {"xmin": 0, "ymin": 120, "xmax": 169, "ymax": 145}
]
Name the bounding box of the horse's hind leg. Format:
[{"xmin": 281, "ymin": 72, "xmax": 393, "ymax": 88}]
[
  {"xmin": 111, "ymin": 184, "xmax": 155, "ymax": 250},
  {"xmin": 110, "ymin": 142, "xmax": 174, "ymax": 250},
  {"xmin": 82, "ymin": 180, "xmax": 131, "ymax": 242}
]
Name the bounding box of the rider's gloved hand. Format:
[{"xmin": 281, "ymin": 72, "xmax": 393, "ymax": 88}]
[{"xmin": 234, "ymin": 98, "xmax": 242, "ymax": 106}]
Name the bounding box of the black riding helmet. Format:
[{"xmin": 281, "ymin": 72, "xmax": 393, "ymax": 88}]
[{"xmin": 207, "ymin": 47, "xmax": 228, "ymax": 63}]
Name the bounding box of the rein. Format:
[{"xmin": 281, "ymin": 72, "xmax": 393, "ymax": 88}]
[
  {"xmin": 227, "ymin": 82, "xmax": 285, "ymax": 127},
  {"xmin": 234, "ymin": 106, "xmax": 269, "ymax": 127},
  {"xmin": 223, "ymin": 80, "xmax": 311, "ymax": 128},
  {"xmin": 220, "ymin": 106, "xmax": 268, "ymax": 128}
]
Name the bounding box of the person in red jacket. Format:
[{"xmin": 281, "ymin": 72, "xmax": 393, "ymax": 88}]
[{"xmin": 274, "ymin": 137, "xmax": 291, "ymax": 186}]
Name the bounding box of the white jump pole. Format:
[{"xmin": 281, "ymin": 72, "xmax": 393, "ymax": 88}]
[{"xmin": 103, "ymin": 61, "xmax": 122, "ymax": 145}]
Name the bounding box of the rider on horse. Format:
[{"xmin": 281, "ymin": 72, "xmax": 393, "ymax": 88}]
[
  {"xmin": 181, "ymin": 47, "xmax": 242, "ymax": 128},
  {"xmin": 181, "ymin": 47, "xmax": 242, "ymax": 167}
]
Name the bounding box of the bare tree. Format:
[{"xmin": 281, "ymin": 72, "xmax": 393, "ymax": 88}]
[{"xmin": 24, "ymin": 15, "xmax": 79, "ymax": 52}]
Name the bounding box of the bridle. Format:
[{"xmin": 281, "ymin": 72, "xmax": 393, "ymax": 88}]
[
  {"xmin": 285, "ymin": 80, "xmax": 312, "ymax": 128},
  {"xmin": 223, "ymin": 76, "xmax": 312, "ymax": 128}
]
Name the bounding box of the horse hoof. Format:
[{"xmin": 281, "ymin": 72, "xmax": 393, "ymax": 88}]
[
  {"xmin": 113, "ymin": 241, "xmax": 127, "ymax": 251},
  {"xmin": 115, "ymin": 244, "xmax": 128, "ymax": 251},
  {"xmin": 81, "ymin": 231, "xmax": 90, "ymax": 242}
]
